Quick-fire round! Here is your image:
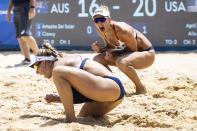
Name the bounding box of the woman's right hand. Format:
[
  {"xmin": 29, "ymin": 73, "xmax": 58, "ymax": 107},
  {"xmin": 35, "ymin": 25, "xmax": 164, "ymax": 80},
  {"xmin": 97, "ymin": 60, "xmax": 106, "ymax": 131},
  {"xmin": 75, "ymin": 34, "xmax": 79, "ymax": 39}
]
[
  {"xmin": 91, "ymin": 41, "xmax": 101, "ymax": 53},
  {"xmin": 45, "ymin": 94, "xmax": 61, "ymax": 103},
  {"xmin": 6, "ymin": 12, "xmax": 11, "ymax": 22}
]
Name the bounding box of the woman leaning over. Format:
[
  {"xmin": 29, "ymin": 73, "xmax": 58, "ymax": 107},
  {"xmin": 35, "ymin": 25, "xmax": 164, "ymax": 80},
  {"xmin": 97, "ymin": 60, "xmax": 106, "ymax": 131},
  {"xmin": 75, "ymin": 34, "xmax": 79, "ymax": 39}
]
[{"xmin": 29, "ymin": 43, "xmax": 125, "ymax": 123}]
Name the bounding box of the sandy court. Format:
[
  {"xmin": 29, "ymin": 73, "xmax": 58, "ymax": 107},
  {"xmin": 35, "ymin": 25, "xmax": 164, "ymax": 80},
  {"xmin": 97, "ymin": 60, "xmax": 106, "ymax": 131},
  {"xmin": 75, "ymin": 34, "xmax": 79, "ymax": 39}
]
[{"xmin": 0, "ymin": 51, "xmax": 197, "ymax": 131}]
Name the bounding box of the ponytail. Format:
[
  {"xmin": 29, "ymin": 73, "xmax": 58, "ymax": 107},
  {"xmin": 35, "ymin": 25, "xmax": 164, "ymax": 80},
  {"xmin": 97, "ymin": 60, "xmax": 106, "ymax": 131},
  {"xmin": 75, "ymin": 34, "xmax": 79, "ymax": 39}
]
[{"xmin": 36, "ymin": 43, "xmax": 63, "ymax": 58}]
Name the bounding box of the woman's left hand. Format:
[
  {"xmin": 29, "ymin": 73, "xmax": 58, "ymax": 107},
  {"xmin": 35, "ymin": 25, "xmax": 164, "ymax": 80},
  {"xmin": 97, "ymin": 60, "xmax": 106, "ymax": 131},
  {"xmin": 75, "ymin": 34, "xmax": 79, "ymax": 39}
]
[{"xmin": 29, "ymin": 8, "xmax": 36, "ymax": 19}]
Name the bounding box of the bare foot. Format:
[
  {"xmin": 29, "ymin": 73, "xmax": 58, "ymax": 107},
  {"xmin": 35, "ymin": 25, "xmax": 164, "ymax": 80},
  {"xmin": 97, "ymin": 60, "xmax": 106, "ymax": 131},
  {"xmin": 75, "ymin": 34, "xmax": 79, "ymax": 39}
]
[
  {"xmin": 66, "ymin": 117, "xmax": 77, "ymax": 123},
  {"xmin": 45, "ymin": 94, "xmax": 61, "ymax": 103},
  {"xmin": 135, "ymin": 85, "xmax": 147, "ymax": 95}
]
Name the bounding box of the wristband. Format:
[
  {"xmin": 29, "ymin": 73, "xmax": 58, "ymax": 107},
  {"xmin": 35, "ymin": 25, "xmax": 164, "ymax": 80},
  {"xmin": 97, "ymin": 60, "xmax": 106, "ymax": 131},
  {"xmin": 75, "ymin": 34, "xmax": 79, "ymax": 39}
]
[{"xmin": 30, "ymin": 5, "xmax": 35, "ymax": 8}]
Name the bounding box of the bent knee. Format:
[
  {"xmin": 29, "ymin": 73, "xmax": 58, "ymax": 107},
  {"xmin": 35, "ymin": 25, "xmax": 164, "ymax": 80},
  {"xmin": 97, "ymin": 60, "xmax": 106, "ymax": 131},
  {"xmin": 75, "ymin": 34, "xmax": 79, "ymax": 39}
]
[
  {"xmin": 52, "ymin": 66, "xmax": 68, "ymax": 78},
  {"xmin": 52, "ymin": 67, "xmax": 62, "ymax": 80},
  {"xmin": 116, "ymin": 60, "xmax": 135, "ymax": 72},
  {"xmin": 116, "ymin": 59, "xmax": 132, "ymax": 71}
]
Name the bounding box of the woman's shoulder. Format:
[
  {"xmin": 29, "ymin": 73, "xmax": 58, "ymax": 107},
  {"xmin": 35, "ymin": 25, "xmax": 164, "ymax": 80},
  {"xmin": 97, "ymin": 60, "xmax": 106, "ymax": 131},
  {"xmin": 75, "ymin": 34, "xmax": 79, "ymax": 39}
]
[
  {"xmin": 113, "ymin": 21, "xmax": 134, "ymax": 34},
  {"xmin": 114, "ymin": 21, "xmax": 132, "ymax": 28}
]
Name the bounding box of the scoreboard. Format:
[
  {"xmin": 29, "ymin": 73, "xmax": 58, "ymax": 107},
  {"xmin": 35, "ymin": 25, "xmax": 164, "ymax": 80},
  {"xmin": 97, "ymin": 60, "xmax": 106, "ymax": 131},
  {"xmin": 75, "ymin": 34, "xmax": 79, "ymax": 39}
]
[
  {"xmin": 0, "ymin": 0, "xmax": 197, "ymax": 50},
  {"xmin": 33, "ymin": 0, "xmax": 197, "ymax": 50}
]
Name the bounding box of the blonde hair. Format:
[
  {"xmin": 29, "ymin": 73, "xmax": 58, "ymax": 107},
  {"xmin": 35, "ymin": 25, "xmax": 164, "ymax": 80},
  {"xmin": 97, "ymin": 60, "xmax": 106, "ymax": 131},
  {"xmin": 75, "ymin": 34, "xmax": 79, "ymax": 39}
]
[{"xmin": 36, "ymin": 43, "xmax": 63, "ymax": 58}]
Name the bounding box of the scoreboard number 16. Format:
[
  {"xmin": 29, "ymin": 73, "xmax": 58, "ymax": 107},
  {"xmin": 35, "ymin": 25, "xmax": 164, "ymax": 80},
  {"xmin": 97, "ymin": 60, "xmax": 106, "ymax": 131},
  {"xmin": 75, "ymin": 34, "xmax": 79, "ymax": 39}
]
[{"xmin": 78, "ymin": 0, "xmax": 99, "ymax": 17}]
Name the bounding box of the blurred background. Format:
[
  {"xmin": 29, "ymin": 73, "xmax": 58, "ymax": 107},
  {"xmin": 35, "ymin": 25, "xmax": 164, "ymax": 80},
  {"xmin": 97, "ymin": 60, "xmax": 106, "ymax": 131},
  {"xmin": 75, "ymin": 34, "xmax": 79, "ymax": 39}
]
[{"xmin": 0, "ymin": 0, "xmax": 197, "ymax": 51}]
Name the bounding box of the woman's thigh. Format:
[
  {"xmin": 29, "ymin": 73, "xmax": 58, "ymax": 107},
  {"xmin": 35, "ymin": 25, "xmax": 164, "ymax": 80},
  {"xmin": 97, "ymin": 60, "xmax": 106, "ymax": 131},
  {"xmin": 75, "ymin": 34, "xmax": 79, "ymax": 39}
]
[
  {"xmin": 53, "ymin": 66, "xmax": 120, "ymax": 102},
  {"xmin": 117, "ymin": 51, "xmax": 155, "ymax": 69},
  {"xmin": 78, "ymin": 98, "xmax": 123, "ymax": 117}
]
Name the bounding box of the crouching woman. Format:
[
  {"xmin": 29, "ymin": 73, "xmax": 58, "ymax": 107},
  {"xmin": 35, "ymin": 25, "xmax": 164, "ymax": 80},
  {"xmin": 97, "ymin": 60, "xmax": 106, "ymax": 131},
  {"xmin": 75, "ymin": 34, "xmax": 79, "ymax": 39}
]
[{"xmin": 29, "ymin": 43, "xmax": 125, "ymax": 123}]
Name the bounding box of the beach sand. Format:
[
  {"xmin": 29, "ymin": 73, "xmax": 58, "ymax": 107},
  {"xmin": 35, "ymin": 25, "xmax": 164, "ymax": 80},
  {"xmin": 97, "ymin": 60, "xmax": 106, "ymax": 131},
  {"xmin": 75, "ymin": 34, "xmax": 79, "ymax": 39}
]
[{"xmin": 0, "ymin": 51, "xmax": 197, "ymax": 131}]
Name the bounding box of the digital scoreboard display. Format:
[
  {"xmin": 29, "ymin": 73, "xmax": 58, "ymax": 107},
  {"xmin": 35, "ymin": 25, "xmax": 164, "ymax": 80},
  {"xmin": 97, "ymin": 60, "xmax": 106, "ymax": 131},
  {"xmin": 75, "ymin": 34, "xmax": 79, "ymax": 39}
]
[{"xmin": 32, "ymin": 0, "xmax": 197, "ymax": 50}]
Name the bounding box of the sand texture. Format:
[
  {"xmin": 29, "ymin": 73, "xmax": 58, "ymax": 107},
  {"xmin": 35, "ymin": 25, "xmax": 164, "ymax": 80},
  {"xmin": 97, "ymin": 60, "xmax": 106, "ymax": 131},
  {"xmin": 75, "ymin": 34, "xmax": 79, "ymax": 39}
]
[{"xmin": 0, "ymin": 51, "xmax": 197, "ymax": 131}]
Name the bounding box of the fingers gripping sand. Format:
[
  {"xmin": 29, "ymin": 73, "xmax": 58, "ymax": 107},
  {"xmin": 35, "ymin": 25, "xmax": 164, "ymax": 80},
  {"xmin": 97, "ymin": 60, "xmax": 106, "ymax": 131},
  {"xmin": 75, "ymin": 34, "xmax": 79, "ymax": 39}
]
[{"xmin": 0, "ymin": 52, "xmax": 197, "ymax": 130}]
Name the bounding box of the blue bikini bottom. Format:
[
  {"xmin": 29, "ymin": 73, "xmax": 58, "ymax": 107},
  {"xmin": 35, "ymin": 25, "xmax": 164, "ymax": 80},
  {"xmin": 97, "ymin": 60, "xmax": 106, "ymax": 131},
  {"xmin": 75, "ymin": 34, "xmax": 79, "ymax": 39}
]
[
  {"xmin": 72, "ymin": 76, "xmax": 125, "ymax": 104},
  {"xmin": 72, "ymin": 58, "xmax": 125, "ymax": 104}
]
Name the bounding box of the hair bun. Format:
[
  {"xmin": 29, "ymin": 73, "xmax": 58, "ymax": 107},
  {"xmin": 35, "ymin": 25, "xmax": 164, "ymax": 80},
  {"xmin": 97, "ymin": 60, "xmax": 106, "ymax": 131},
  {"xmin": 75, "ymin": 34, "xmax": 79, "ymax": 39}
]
[
  {"xmin": 41, "ymin": 43, "xmax": 63, "ymax": 57},
  {"xmin": 42, "ymin": 43, "xmax": 53, "ymax": 50}
]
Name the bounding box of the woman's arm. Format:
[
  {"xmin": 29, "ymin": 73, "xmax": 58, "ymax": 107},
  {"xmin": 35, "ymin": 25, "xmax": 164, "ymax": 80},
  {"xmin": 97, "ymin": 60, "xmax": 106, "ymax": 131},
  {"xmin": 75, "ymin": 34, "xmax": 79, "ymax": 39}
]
[
  {"xmin": 96, "ymin": 29, "xmax": 115, "ymax": 53},
  {"xmin": 6, "ymin": 0, "xmax": 13, "ymax": 22},
  {"xmin": 7, "ymin": 0, "xmax": 13, "ymax": 12},
  {"xmin": 91, "ymin": 39, "xmax": 114, "ymax": 53},
  {"xmin": 29, "ymin": 0, "xmax": 36, "ymax": 19},
  {"xmin": 98, "ymin": 40, "xmax": 115, "ymax": 53}
]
